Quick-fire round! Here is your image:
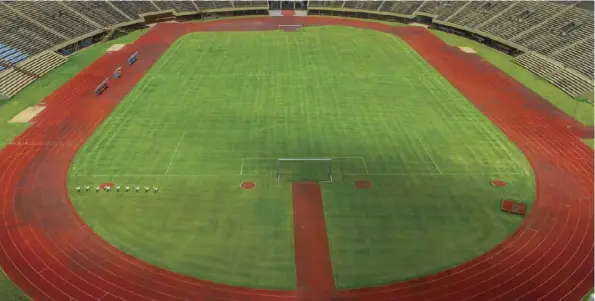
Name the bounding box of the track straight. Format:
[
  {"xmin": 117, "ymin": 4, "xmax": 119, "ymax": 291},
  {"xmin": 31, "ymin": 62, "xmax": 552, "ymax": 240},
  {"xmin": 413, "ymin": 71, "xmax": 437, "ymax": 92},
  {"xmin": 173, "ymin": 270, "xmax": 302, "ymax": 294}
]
[
  {"xmin": 0, "ymin": 16, "xmax": 591, "ymax": 301},
  {"xmin": 291, "ymin": 182, "xmax": 336, "ymax": 299}
]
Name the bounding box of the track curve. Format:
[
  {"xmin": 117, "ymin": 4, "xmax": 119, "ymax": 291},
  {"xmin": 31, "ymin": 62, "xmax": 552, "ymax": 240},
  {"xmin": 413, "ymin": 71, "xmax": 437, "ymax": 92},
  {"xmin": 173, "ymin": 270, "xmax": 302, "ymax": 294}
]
[{"xmin": 0, "ymin": 17, "xmax": 591, "ymax": 301}]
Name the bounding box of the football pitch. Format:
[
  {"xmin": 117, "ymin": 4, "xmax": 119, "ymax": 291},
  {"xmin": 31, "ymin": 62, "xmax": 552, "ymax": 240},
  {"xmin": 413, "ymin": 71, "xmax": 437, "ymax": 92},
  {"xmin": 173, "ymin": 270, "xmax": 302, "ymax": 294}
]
[{"xmin": 68, "ymin": 26, "xmax": 535, "ymax": 289}]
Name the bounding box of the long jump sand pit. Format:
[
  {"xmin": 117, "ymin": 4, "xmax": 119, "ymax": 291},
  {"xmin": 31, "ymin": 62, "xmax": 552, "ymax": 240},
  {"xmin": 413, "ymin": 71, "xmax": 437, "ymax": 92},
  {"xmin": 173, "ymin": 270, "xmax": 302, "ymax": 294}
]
[
  {"xmin": 459, "ymin": 46, "xmax": 478, "ymax": 54},
  {"xmin": 8, "ymin": 105, "xmax": 45, "ymax": 123},
  {"xmin": 106, "ymin": 44, "xmax": 126, "ymax": 52}
]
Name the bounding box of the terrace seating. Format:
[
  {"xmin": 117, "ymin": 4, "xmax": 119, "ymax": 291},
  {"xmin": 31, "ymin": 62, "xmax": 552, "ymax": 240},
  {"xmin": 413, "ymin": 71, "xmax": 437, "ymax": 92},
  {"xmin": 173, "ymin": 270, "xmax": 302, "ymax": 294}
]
[
  {"xmin": 0, "ymin": 3, "xmax": 66, "ymax": 55},
  {"xmin": 0, "ymin": 44, "xmax": 29, "ymax": 66},
  {"xmin": 513, "ymin": 52, "xmax": 564, "ymax": 79},
  {"xmin": 378, "ymin": 1, "xmax": 424, "ymax": 15},
  {"xmin": 232, "ymin": 1, "xmax": 269, "ymax": 8},
  {"xmin": 308, "ymin": 1, "xmax": 325, "ymax": 8},
  {"xmin": 546, "ymin": 69, "xmax": 594, "ymax": 98},
  {"xmin": 110, "ymin": 1, "xmax": 159, "ymax": 19},
  {"xmin": 171, "ymin": 1, "xmax": 198, "ymax": 12},
  {"xmin": 17, "ymin": 51, "xmax": 67, "ymax": 77},
  {"xmin": 193, "ymin": 1, "xmax": 234, "ymax": 11},
  {"xmin": 64, "ymin": 1, "xmax": 131, "ymax": 27},
  {"xmin": 513, "ymin": 6, "xmax": 594, "ymax": 55},
  {"xmin": 251, "ymin": 1, "xmax": 269, "ymax": 7},
  {"xmin": 152, "ymin": 1, "xmax": 176, "ymax": 11},
  {"xmin": 4, "ymin": 1, "xmax": 98, "ymax": 39},
  {"xmin": 324, "ymin": 1, "xmax": 346, "ymax": 9},
  {"xmin": 0, "ymin": 68, "xmax": 36, "ymax": 98},
  {"xmin": 478, "ymin": 1, "xmax": 562, "ymax": 40},
  {"xmin": 418, "ymin": 1, "xmax": 468, "ymax": 21},
  {"xmin": 447, "ymin": 1, "xmax": 515, "ymax": 29},
  {"xmin": 343, "ymin": 1, "xmax": 383, "ymax": 11},
  {"xmin": 513, "ymin": 52, "xmax": 593, "ymax": 97},
  {"xmin": 552, "ymin": 36, "xmax": 594, "ymax": 80}
]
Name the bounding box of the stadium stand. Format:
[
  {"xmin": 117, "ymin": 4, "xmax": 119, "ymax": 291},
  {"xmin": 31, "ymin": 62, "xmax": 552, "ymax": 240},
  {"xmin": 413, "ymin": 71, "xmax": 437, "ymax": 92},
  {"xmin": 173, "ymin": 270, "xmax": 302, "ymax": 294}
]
[
  {"xmin": 232, "ymin": 1, "xmax": 269, "ymax": 8},
  {"xmin": 325, "ymin": 1, "xmax": 345, "ymax": 8},
  {"xmin": 546, "ymin": 69, "xmax": 594, "ymax": 98},
  {"xmin": 0, "ymin": 3, "xmax": 66, "ymax": 55},
  {"xmin": 17, "ymin": 51, "xmax": 68, "ymax": 77},
  {"xmin": 63, "ymin": 1, "xmax": 132, "ymax": 26},
  {"xmin": 513, "ymin": 52, "xmax": 593, "ymax": 97},
  {"xmin": 0, "ymin": 44, "xmax": 28, "ymax": 66},
  {"xmin": 0, "ymin": 68, "xmax": 36, "ymax": 98},
  {"xmin": 447, "ymin": 2, "xmax": 516, "ymax": 29},
  {"xmin": 513, "ymin": 6, "xmax": 594, "ymax": 55},
  {"xmin": 513, "ymin": 52, "xmax": 564, "ymax": 79},
  {"xmin": 193, "ymin": 1, "xmax": 234, "ymax": 10},
  {"xmin": 477, "ymin": 2, "xmax": 566, "ymax": 40},
  {"xmin": 110, "ymin": 1, "xmax": 159, "ymax": 19},
  {"xmin": 378, "ymin": 1, "xmax": 425, "ymax": 16},
  {"xmin": 343, "ymin": 1, "xmax": 383, "ymax": 11},
  {"xmin": 0, "ymin": 1, "xmax": 591, "ymax": 100},
  {"xmin": 3, "ymin": 1, "xmax": 98, "ymax": 39},
  {"xmin": 308, "ymin": 1, "xmax": 325, "ymax": 8},
  {"xmin": 552, "ymin": 36, "xmax": 594, "ymax": 80},
  {"xmin": 418, "ymin": 1, "xmax": 468, "ymax": 20},
  {"xmin": 152, "ymin": 1, "xmax": 176, "ymax": 11},
  {"xmin": 171, "ymin": 1, "xmax": 199, "ymax": 13}
]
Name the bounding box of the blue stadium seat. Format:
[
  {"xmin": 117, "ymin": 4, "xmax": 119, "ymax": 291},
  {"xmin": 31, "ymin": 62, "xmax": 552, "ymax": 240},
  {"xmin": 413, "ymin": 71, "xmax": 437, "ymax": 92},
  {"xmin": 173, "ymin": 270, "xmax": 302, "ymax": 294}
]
[
  {"xmin": 3, "ymin": 52, "xmax": 21, "ymax": 62},
  {"xmin": 0, "ymin": 49, "xmax": 17, "ymax": 60},
  {"xmin": 9, "ymin": 54, "xmax": 28, "ymax": 64},
  {"xmin": 0, "ymin": 46, "xmax": 11, "ymax": 55},
  {"xmin": 0, "ymin": 66, "xmax": 4, "ymax": 71}
]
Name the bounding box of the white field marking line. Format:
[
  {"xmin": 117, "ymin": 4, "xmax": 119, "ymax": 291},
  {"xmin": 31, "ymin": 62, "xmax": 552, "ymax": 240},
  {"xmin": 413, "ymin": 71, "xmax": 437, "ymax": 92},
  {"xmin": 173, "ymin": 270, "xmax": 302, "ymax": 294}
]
[
  {"xmin": 346, "ymin": 172, "xmax": 527, "ymax": 176},
  {"xmin": 74, "ymin": 171, "xmax": 528, "ymax": 177},
  {"xmin": 241, "ymin": 156, "xmax": 364, "ymax": 160},
  {"xmin": 240, "ymin": 158, "xmax": 244, "ymax": 176},
  {"xmin": 417, "ymin": 138, "xmax": 442, "ymax": 175},
  {"xmin": 279, "ymin": 24, "xmax": 302, "ymax": 27},
  {"xmin": 164, "ymin": 131, "xmax": 186, "ymax": 175},
  {"xmin": 74, "ymin": 173, "xmax": 271, "ymax": 177},
  {"xmin": 360, "ymin": 157, "xmax": 369, "ymax": 175}
]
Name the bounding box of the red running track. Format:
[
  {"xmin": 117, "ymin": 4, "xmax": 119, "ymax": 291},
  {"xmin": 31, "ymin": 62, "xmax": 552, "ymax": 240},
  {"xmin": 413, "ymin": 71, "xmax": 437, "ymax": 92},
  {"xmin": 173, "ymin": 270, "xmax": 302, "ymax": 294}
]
[{"xmin": 0, "ymin": 17, "xmax": 591, "ymax": 301}]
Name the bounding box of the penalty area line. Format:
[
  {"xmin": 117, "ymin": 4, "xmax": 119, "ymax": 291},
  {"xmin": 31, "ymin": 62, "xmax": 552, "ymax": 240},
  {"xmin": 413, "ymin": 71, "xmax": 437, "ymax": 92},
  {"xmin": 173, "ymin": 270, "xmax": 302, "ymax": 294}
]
[
  {"xmin": 165, "ymin": 131, "xmax": 186, "ymax": 175},
  {"xmin": 417, "ymin": 138, "xmax": 442, "ymax": 175}
]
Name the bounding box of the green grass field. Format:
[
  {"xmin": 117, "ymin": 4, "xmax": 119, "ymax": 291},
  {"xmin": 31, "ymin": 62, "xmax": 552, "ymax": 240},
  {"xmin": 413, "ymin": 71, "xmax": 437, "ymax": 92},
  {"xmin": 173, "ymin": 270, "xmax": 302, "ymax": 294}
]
[{"xmin": 67, "ymin": 26, "xmax": 534, "ymax": 289}]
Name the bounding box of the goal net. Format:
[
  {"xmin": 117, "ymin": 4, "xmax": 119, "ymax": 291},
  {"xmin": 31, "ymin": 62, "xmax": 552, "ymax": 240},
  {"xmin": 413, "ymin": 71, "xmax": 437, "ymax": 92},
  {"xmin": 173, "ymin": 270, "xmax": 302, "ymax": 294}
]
[{"xmin": 276, "ymin": 158, "xmax": 332, "ymax": 182}]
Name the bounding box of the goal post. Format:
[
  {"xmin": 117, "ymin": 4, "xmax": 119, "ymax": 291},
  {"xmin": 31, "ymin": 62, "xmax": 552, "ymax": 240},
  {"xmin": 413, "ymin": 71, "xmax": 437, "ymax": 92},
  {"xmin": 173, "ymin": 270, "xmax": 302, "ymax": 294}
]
[{"xmin": 276, "ymin": 158, "xmax": 332, "ymax": 182}]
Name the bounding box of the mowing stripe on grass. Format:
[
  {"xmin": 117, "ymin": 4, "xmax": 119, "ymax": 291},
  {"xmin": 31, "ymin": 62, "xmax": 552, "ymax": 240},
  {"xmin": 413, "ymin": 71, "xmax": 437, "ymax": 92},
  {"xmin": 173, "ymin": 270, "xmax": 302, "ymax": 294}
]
[{"xmin": 291, "ymin": 182, "xmax": 335, "ymax": 297}]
